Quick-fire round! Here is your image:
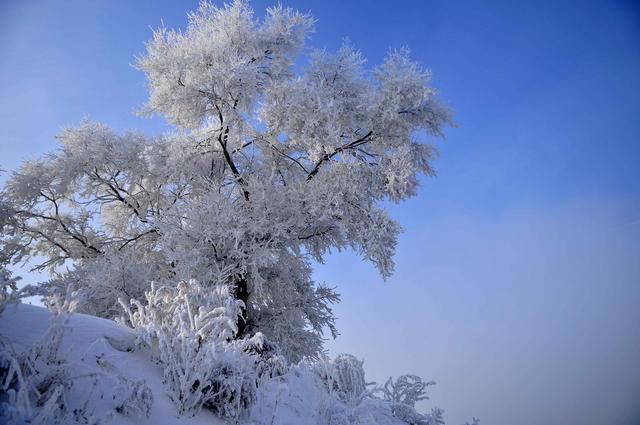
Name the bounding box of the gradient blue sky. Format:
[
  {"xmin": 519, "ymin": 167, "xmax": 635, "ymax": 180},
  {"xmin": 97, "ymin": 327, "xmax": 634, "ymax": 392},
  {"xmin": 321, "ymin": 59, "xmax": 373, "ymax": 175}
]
[{"xmin": 1, "ymin": 1, "xmax": 639, "ymax": 424}]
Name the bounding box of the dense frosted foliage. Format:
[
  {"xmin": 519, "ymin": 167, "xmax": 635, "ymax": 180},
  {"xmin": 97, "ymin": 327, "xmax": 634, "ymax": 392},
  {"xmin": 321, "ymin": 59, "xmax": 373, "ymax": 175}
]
[{"xmin": 0, "ymin": 0, "xmax": 450, "ymax": 361}]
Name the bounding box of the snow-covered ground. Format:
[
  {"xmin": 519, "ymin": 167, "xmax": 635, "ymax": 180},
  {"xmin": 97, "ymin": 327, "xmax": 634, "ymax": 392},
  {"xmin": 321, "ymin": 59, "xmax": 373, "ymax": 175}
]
[
  {"xmin": 1, "ymin": 302, "xmax": 449, "ymax": 425},
  {"xmin": 0, "ymin": 303, "xmax": 224, "ymax": 425}
]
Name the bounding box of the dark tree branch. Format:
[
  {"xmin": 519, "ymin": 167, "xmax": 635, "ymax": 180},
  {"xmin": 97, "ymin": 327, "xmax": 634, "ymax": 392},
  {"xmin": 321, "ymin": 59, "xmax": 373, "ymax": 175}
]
[
  {"xmin": 39, "ymin": 191, "xmax": 103, "ymax": 255},
  {"xmin": 214, "ymin": 105, "xmax": 250, "ymax": 201},
  {"xmin": 89, "ymin": 169, "xmax": 149, "ymax": 224},
  {"xmin": 307, "ymin": 130, "xmax": 373, "ymax": 180},
  {"xmin": 117, "ymin": 228, "xmax": 159, "ymax": 251},
  {"xmin": 269, "ymin": 143, "xmax": 309, "ymax": 174},
  {"xmin": 298, "ymin": 227, "xmax": 333, "ymax": 241}
]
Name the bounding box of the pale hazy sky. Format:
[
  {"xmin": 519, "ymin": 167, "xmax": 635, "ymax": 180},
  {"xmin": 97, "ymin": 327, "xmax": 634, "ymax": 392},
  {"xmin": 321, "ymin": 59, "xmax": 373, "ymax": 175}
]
[{"xmin": 1, "ymin": 1, "xmax": 639, "ymax": 424}]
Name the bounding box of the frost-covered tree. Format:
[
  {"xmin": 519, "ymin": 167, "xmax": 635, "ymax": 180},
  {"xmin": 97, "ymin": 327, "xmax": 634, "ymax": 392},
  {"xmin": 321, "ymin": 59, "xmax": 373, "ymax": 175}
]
[{"xmin": 0, "ymin": 0, "xmax": 451, "ymax": 361}]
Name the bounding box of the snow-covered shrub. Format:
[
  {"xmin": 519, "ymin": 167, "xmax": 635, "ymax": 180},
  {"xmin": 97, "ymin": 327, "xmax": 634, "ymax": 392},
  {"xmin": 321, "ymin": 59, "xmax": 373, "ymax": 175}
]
[
  {"xmin": 313, "ymin": 354, "xmax": 379, "ymax": 424},
  {"xmin": 0, "ymin": 338, "xmax": 33, "ymax": 424},
  {"xmin": 0, "ymin": 266, "xmax": 21, "ymax": 316},
  {"xmin": 120, "ymin": 278, "xmax": 249, "ymax": 417},
  {"xmin": 114, "ymin": 377, "xmax": 154, "ymax": 420},
  {"xmin": 252, "ymin": 357, "xmax": 375, "ymax": 425},
  {"xmin": 0, "ymin": 289, "xmax": 153, "ymax": 425},
  {"xmin": 120, "ymin": 278, "xmax": 242, "ymax": 347},
  {"xmin": 327, "ymin": 354, "xmax": 368, "ymax": 404},
  {"xmin": 380, "ymin": 374, "xmax": 433, "ymax": 407},
  {"xmin": 0, "ymin": 275, "xmax": 65, "ymax": 424},
  {"xmin": 198, "ymin": 332, "xmax": 289, "ymax": 419},
  {"xmin": 250, "ymin": 353, "xmax": 452, "ymax": 425},
  {"xmin": 237, "ymin": 331, "xmax": 288, "ymax": 380},
  {"xmin": 0, "ymin": 267, "xmax": 19, "ymax": 298},
  {"xmin": 377, "ymin": 375, "xmax": 444, "ymax": 425},
  {"xmin": 0, "ymin": 290, "xmax": 86, "ymax": 424},
  {"xmin": 250, "ymin": 360, "xmax": 333, "ymax": 425},
  {"xmin": 199, "ymin": 343, "xmax": 258, "ymax": 419}
]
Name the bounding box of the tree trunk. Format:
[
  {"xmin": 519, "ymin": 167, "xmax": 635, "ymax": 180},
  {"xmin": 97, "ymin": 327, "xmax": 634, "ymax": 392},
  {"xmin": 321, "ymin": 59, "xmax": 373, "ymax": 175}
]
[{"xmin": 234, "ymin": 276, "xmax": 249, "ymax": 339}]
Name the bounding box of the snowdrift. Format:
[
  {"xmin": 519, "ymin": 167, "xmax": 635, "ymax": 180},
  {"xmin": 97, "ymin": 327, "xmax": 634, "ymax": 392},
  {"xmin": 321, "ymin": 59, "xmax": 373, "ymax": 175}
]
[{"xmin": 0, "ymin": 304, "xmax": 224, "ymax": 425}]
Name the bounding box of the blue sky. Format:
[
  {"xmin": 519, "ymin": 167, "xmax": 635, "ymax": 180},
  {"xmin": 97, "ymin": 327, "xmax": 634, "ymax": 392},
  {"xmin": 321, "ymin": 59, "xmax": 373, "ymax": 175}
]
[{"xmin": 1, "ymin": 1, "xmax": 639, "ymax": 424}]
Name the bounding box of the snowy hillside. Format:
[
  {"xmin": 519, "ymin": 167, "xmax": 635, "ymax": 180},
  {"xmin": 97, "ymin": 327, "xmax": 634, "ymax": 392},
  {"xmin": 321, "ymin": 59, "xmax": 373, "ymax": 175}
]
[{"xmin": 0, "ymin": 303, "xmax": 224, "ymax": 425}]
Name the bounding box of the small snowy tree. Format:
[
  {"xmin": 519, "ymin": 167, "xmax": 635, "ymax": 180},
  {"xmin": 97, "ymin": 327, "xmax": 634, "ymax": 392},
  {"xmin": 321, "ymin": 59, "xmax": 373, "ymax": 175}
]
[{"xmin": 0, "ymin": 0, "xmax": 451, "ymax": 361}]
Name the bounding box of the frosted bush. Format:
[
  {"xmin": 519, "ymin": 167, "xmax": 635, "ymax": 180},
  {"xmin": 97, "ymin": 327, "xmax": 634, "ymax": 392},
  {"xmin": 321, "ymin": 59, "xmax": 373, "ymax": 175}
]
[
  {"xmin": 237, "ymin": 331, "xmax": 288, "ymax": 380},
  {"xmin": 0, "ymin": 338, "xmax": 33, "ymax": 424},
  {"xmin": 0, "ymin": 289, "xmax": 78, "ymax": 425},
  {"xmin": 0, "ymin": 289, "xmax": 153, "ymax": 425},
  {"xmin": 328, "ymin": 354, "xmax": 368, "ymax": 403},
  {"xmin": 120, "ymin": 278, "xmax": 254, "ymax": 417},
  {"xmin": 376, "ymin": 375, "xmax": 446, "ymax": 425},
  {"xmin": 199, "ymin": 343, "xmax": 258, "ymax": 419},
  {"xmin": 120, "ymin": 278, "xmax": 242, "ymax": 347},
  {"xmin": 0, "ymin": 266, "xmax": 22, "ymax": 316},
  {"xmin": 0, "ymin": 267, "xmax": 18, "ymax": 296},
  {"xmin": 196, "ymin": 332, "xmax": 288, "ymax": 419},
  {"xmin": 250, "ymin": 361, "xmax": 331, "ymax": 425},
  {"xmin": 250, "ymin": 353, "xmax": 455, "ymax": 425},
  {"xmin": 380, "ymin": 374, "xmax": 434, "ymax": 407},
  {"xmin": 114, "ymin": 377, "xmax": 154, "ymax": 420}
]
